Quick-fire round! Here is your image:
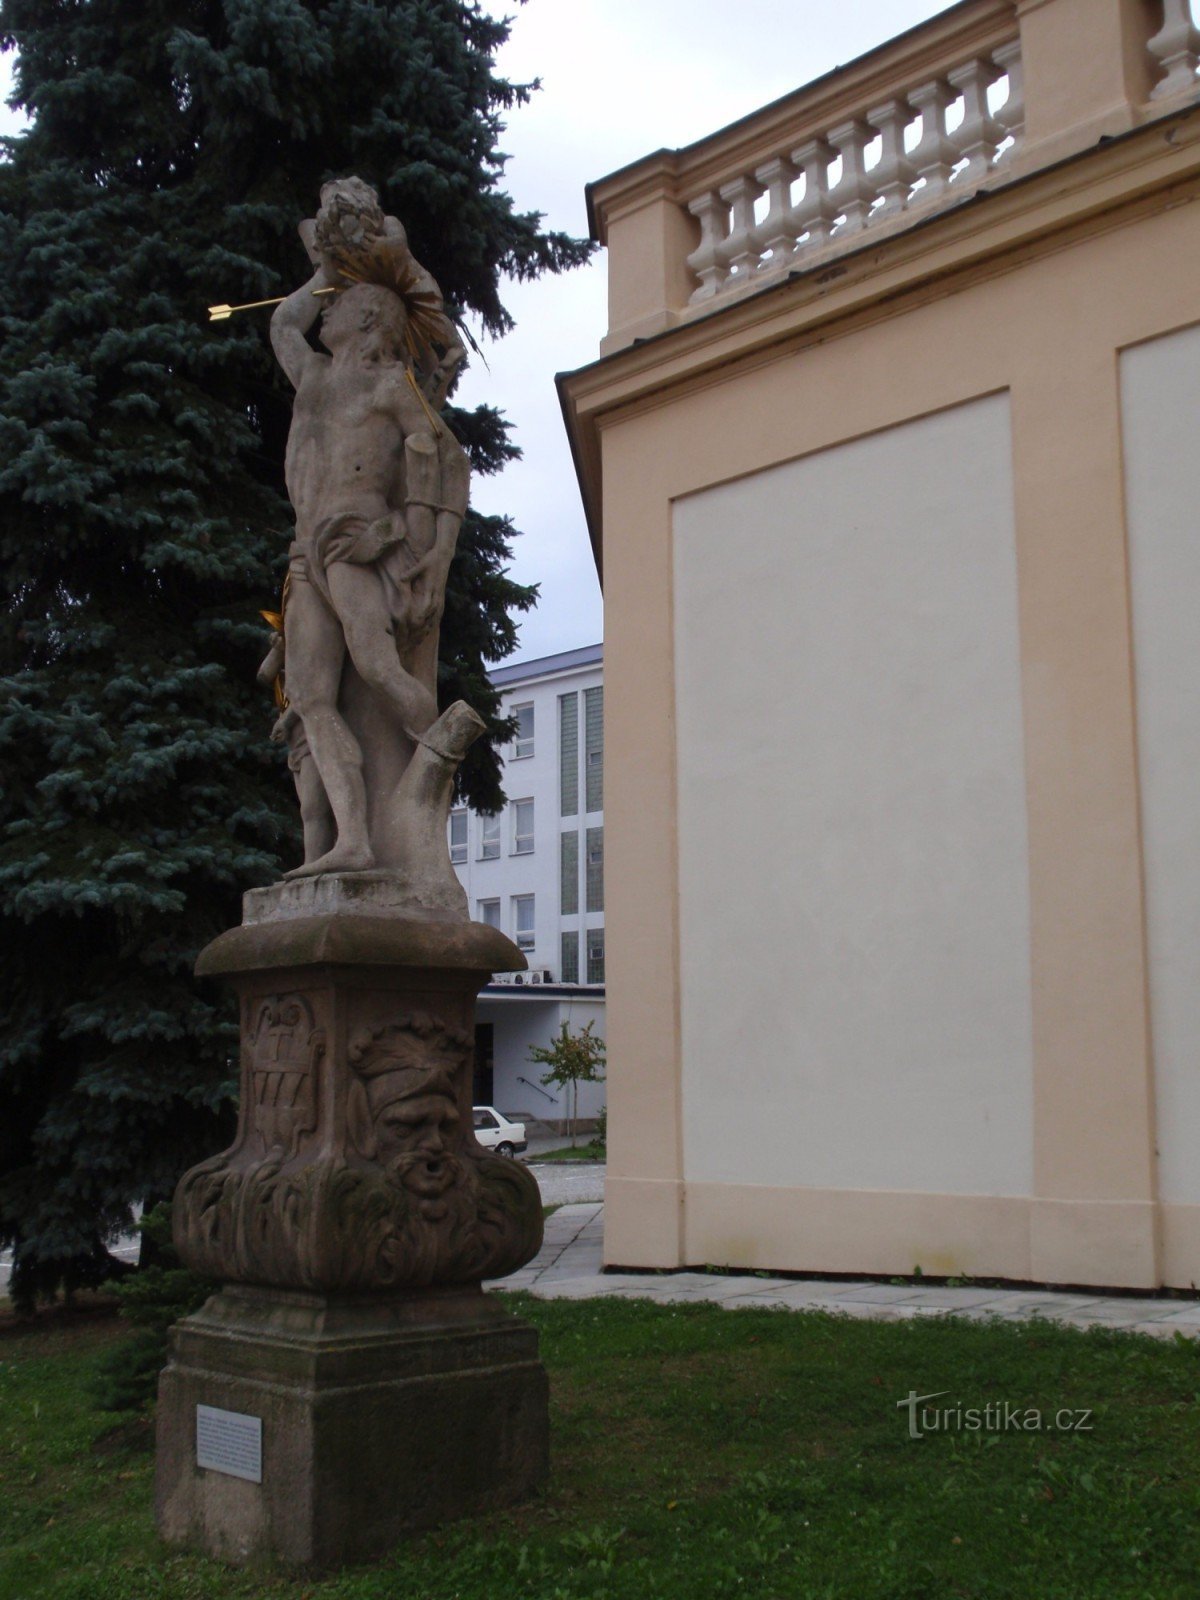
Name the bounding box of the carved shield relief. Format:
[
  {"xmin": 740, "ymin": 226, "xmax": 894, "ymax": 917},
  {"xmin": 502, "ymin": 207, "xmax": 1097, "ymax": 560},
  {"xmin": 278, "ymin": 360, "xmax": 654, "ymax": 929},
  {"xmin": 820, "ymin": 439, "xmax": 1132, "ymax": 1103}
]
[{"xmin": 246, "ymin": 995, "xmax": 323, "ymax": 1156}]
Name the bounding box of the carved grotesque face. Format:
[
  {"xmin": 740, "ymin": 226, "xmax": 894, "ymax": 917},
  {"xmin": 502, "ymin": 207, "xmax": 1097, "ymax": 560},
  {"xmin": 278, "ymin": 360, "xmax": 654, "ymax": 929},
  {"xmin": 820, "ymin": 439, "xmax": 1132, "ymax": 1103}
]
[
  {"xmin": 369, "ymin": 1080, "xmax": 458, "ymax": 1169},
  {"xmin": 360, "ymin": 1065, "xmax": 464, "ymax": 1221},
  {"xmin": 319, "ymin": 283, "xmax": 408, "ymax": 360},
  {"xmin": 348, "ymin": 1017, "xmax": 473, "ymax": 1224}
]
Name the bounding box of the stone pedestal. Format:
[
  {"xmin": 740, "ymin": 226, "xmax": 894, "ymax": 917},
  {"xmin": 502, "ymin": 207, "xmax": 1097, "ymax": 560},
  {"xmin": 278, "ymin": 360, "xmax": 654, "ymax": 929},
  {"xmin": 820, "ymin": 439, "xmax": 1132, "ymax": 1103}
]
[
  {"xmin": 156, "ymin": 894, "xmax": 548, "ymax": 1564},
  {"xmin": 156, "ymin": 1285, "xmax": 548, "ymax": 1566}
]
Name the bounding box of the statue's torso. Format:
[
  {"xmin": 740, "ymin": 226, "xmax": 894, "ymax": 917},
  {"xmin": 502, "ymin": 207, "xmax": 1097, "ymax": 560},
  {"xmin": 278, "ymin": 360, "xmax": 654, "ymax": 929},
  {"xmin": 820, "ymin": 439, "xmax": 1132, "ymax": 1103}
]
[{"xmin": 285, "ymin": 357, "xmax": 420, "ymax": 542}]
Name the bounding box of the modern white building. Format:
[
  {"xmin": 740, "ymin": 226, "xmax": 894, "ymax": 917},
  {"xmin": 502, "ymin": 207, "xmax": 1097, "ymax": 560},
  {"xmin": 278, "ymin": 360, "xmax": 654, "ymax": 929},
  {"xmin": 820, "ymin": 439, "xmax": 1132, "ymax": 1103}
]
[{"xmin": 451, "ymin": 644, "xmax": 606, "ymax": 1132}]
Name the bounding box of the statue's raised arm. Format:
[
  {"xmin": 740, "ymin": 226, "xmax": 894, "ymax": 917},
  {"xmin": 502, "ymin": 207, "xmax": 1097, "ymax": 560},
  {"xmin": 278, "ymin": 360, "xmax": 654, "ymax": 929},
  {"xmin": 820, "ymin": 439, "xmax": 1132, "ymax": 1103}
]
[{"xmin": 270, "ymin": 267, "xmax": 329, "ymax": 389}]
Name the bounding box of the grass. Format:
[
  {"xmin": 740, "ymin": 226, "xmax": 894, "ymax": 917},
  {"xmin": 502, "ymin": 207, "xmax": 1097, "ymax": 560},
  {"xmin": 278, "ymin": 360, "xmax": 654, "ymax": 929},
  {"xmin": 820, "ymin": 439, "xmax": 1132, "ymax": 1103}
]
[
  {"xmin": 530, "ymin": 1144, "xmax": 606, "ymax": 1163},
  {"xmin": 2, "ymin": 1294, "xmax": 1200, "ymax": 1598}
]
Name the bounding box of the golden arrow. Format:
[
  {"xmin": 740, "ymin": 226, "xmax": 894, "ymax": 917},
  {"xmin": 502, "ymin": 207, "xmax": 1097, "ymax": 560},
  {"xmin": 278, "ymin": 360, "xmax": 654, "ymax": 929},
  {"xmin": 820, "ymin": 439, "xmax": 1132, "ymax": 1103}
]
[{"xmin": 208, "ymin": 286, "xmax": 338, "ymax": 322}]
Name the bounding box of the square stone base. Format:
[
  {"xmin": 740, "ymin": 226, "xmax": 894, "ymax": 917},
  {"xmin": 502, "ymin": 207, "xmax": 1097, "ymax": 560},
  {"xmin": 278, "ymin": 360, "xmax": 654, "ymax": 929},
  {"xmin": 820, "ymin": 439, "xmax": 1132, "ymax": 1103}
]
[{"xmin": 156, "ymin": 1284, "xmax": 549, "ymax": 1566}]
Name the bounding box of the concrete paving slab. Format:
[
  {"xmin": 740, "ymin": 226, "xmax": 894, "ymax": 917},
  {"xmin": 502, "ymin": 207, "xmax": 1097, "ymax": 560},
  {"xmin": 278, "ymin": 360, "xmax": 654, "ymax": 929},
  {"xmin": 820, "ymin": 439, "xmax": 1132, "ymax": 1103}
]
[
  {"xmin": 1146, "ymin": 1304, "xmax": 1200, "ymax": 1327},
  {"xmin": 1060, "ymin": 1300, "xmax": 1181, "ymax": 1322},
  {"xmin": 972, "ymin": 1294, "xmax": 1107, "ymax": 1317},
  {"xmin": 661, "ymin": 1276, "xmax": 795, "ymax": 1300},
  {"xmin": 888, "ymin": 1288, "xmax": 1014, "ymax": 1310},
  {"xmin": 833, "ymin": 1283, "xmax": 929, "ymax": 1305},
  {"xmin": 488, "ymin": 1202, "xmax": 1200, "ymax": 1340}
]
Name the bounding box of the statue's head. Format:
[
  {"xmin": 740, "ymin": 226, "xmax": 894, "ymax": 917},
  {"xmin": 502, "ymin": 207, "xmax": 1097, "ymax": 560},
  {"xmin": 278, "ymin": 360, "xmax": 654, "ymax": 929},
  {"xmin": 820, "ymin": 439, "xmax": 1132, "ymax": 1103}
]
[{"xmin": 319, "ymin": 282, "xmax": 409, "ymax": 362}]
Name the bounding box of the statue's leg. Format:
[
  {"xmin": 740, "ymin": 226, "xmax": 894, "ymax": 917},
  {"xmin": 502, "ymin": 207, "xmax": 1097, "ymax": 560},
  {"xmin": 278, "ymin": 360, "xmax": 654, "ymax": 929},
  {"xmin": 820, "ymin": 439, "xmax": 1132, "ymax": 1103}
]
[
  {"xmin": 284, "ymin": 575, "xmax": 375, "ymax": 875},
  {"xmin": 288, "ymin": 727, "xmax": 336, "ymax": 865},
  {"xmin": 326, "ymin": 562, "xmax": 439, "ymax": 737}
]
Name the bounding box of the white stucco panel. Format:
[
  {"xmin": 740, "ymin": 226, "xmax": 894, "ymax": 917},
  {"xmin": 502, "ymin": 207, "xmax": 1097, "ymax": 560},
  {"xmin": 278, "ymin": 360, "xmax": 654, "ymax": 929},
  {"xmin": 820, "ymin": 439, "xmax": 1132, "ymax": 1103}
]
[
  {"xmin": 1121, "ymin": 324, "xmax": 1200, "ymax": 1207},
  {"xmin": 673, "ymin": 392, "xmax": 1034, "ymax": 1196}
]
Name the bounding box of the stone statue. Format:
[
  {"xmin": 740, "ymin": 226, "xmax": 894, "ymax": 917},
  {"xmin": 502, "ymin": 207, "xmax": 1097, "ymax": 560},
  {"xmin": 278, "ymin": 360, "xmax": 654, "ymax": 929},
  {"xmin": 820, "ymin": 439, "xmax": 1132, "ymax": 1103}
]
[
  {"xmin": 158, "ymin": 184, "xmax": 548, "ymax": 1565},
  {"xmin": 261, "ymin": 177, "xmax": 479, "ymax": 897}
]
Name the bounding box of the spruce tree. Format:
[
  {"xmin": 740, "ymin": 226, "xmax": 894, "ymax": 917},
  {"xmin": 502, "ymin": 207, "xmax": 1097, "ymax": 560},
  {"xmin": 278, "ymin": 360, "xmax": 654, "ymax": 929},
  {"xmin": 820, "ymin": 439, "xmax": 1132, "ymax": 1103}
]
[{"xmin": 0, "ymin": 0, "xmax": 591, "ymax": 1304}]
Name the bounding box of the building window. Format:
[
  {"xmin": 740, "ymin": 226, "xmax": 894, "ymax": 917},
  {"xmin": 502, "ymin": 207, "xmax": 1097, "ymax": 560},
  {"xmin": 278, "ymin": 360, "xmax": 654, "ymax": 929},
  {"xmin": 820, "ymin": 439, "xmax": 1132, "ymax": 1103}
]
[
  {"xmin": 560, "ymin": 830, "xmax": 579, "ymax": 916},
  {"xmin": 584, "ymin": 685, "xmax": 603, "ymax": 813},
  {"xmin": 449, "ymin": 808, "xmax": 467, "ymax": 865},
  {"xmin": 514, "ymin": 895, "xmax": 535, "ymax": 951},
  {"xmin": 586, "ymin": 825, "xmax": 604, "ymax": 913},
  {"xmin": 513, "ymin": 798, "xmax": 534, "ymax": 855},
  {"xmin": 587, "ymin": 928, "xmax": 605, "ymax": 985},
  {"xmin": 480, "ymin": 813, "xmax": 500, "ymax": 860},
  {"xmin": 561, "ymin": 930, "xmax": 579, "ymax": 985},
  {"xmin": 559, "ymin": 692, "xmax": 578, "ymax": 817},
  {"xmin": 512, "ymin": 702, "xmax": 534, "ymax": 760},
  {"xmin": 478, "ymin": 899, "xmax": 500, "ymax": 929}
]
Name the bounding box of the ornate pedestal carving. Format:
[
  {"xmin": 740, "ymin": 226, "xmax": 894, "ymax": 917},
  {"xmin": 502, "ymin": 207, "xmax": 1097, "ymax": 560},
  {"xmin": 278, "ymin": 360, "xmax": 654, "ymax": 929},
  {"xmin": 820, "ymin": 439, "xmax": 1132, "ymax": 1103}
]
[{"xmin": 156, "ymin": 908, "xmax": 548, "ymax": 1564}]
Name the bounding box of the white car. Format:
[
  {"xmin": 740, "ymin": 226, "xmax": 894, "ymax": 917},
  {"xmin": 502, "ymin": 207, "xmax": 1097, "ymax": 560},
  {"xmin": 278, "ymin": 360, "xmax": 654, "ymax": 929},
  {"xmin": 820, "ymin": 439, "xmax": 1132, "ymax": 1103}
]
[{"xmin": 472, "ymin": 1106, "xmax": 527, "ymax": 1158}]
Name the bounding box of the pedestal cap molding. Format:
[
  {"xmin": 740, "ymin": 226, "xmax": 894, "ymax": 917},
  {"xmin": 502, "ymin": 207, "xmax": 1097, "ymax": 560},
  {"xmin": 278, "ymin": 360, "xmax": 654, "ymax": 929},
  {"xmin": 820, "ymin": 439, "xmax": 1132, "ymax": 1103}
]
[{"xmin": 196, "ymin": 913, "xmax": 523, "ymax": 981}]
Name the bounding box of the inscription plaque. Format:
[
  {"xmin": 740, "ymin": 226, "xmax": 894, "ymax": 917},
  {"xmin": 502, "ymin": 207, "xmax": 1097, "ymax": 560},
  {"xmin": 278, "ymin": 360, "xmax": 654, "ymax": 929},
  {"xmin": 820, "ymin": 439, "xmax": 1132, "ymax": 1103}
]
[{"xmin": 196, "ymin": 1404, "xmax": 262, "ymax": 1483}]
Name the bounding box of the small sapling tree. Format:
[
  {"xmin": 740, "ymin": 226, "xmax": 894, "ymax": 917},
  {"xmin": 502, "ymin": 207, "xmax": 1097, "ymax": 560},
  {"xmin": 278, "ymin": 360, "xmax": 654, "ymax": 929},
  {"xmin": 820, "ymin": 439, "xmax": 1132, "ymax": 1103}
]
[{"xmin": 528, "ymin": 1023, "xmax": 606, "ymax": 1147}]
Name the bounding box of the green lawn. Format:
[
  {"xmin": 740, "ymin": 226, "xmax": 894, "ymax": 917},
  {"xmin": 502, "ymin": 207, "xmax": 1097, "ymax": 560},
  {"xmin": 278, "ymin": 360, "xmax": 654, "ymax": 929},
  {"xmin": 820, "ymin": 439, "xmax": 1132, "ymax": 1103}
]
[
  {"xmin": 529, "ymin": 1144, "xmax": 606, "ymax": 1163},
  {"xmin": 2, "ymin": 1294, "xmax": 1199, "ymax": 1598}
]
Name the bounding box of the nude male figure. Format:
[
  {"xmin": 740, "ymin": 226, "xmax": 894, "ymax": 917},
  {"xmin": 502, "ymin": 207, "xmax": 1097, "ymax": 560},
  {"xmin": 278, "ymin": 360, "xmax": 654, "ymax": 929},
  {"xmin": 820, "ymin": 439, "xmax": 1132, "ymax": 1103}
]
[{"xmin": 269, "ymin": 266, "xmax": 467, "ymax": 877}]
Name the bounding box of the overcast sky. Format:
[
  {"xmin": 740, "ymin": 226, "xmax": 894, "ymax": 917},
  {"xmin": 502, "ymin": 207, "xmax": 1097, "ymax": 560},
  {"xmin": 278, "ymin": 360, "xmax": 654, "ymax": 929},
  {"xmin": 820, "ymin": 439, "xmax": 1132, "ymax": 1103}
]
[{"xmin": 1, "ymin": 2, "xmax": 950, "ymax": 663}]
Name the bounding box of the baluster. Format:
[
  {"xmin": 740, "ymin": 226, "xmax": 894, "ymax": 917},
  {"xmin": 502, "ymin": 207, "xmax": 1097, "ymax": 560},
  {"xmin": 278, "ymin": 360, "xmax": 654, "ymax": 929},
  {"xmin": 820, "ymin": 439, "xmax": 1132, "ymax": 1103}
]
[
  {"xmin": 1149, "ymin": 0, "xmax": 1200, "ymax": 100},
  {"xmin": 686, "ymin": 191, "xmax": 729, "ymax": 303},
  {"xmin": 827, "ymin": 118, "xmax": 875, "ymax": 236},
  {"xmin": 788, "ymin": 137, "xmax": 835, "ymax": 258},
  {"xmin": 867, "ymin": 97, "xmax": 917, "ymax": 219},
  {"xmin": 718, "ymin": 174, "xmax": 764, "ymax": 283},
  {"xmin": 947, "ymin": 58, "xmax": 1003, "ymax": 187},
  {"xmin": 991, "ymin": 41, "xmax": 1024, "ymax": 164},
  {"xmin": 754, "ymin": 155, "xmax": 798, "ymax": 273},
  {"xmin": 907, "ymin": 80, "xmax": 958, "ymax": 203}
]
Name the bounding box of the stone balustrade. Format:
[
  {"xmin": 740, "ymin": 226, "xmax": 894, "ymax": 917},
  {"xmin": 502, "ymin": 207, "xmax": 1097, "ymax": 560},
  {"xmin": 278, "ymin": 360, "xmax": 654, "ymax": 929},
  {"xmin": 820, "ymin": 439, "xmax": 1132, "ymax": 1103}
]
[
  {"xmin": 684, "ymin": 39, "xmax": 1026, "ymax": 306},
  {"xmin": 1148, "ymin": 0, "xmax": 1200, "ymax": 101},
  {"xmin": 680, "ymin": 4, "xmax": 1200, "ymax": 311},
  {"xmin": 588, "ymin": 0, "xmax": 1200, "ymax": 351}
]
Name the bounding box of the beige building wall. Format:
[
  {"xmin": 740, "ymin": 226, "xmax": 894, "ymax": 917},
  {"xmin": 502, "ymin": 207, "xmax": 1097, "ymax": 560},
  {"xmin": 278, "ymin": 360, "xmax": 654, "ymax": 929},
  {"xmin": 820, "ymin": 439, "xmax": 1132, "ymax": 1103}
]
[
  {"xmin": 560, "ymin": 0, "xmax": 1200, "ymax": 1289},
  {"xmin": 1121, "ymin": 325, "xmax": 1200, "ymax": 1276},
  {"xmin": 674, "ymin": 396, "xmax": 1034, "ymax": 1200}
]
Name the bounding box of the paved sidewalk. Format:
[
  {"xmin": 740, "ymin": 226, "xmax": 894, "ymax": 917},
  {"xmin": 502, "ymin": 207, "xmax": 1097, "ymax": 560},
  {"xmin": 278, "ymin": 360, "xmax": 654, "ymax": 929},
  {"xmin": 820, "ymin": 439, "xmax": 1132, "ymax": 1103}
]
[
  {"xmin": 524, "ymin": 1160, "xmax": 605, "ymax": 1208},
  {"xmin": 491, "ymin": 1203, "xmax": 1200, "ymax": 1339}
]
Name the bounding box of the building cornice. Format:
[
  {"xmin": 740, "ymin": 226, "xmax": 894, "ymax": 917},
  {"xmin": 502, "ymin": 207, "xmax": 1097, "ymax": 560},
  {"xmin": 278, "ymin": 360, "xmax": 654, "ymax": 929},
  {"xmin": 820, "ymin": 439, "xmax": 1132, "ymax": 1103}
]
[{"xmin": 561, "ymin": 98, "xmax": 1200, "ymax": 576}]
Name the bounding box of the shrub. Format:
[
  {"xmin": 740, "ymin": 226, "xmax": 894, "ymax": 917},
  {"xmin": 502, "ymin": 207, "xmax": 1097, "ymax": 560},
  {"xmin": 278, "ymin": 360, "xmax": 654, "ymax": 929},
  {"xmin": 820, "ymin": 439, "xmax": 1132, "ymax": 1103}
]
[{"xmin": 90, "ymin": 1204, "xmax": 216, "ymax": 1413}]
